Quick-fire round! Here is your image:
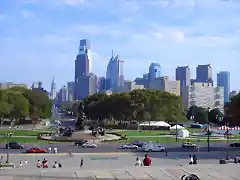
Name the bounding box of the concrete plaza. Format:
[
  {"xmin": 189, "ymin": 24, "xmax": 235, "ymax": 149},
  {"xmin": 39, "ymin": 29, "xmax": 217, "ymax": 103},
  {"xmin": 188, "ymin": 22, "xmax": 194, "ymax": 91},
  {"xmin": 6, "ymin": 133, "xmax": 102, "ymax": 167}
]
[
  {"xmin": 0, "ymin": 152, "xmax": 220, "ymax": 169},
  {"xmin": 0, "ymin": 164, "xmax": 240, "ymax": 179}
]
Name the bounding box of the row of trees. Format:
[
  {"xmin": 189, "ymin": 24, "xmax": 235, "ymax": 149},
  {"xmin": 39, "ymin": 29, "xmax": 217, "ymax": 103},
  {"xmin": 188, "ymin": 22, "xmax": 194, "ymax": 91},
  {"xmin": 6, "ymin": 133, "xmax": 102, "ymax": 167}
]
[
  {"xmin": 0, "ymin": 87, "xmax": 52, "ymax": 125},
  {"xmin": 77, "ymin": 89, "xmax": 186, "ymax": 123},
  {"xmin": 186, "ymin": 105, "xmax": 223, "ymax": 124}
]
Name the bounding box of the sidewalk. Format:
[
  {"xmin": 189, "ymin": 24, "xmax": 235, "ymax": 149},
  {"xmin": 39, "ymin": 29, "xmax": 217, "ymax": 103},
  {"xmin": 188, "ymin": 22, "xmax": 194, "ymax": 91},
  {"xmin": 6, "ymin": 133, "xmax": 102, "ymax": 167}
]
[{"xmin": 0, "ymin": 164, "xmax": 239, "ymax": 179}]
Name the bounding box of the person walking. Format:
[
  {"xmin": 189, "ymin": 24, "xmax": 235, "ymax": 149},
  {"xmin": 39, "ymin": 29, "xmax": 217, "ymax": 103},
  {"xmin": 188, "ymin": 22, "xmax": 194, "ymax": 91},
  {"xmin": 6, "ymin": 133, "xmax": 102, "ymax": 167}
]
[
  {"xmin": 189, "ymin": 155, "xmax": 193, "ymax": 165},
  {"xmin": 80, "ymin": 158, "xmax": 83, "ymax": 167},
  {"xmin": 234, "ymin": 155, "xmax": 239, "ymax": 164},
  {"xmin": 19, "ymin": 160, "xmax": 23, "ymax": 167},
  {"xmin": 193, "ymin": 154, "xmax": 197, "ymax": 165},
  {"xmin": 135, "ymin": 157, "xmax": 142, "ymax": 166},
  {"xmin": 48, "ymin": 146, "xmax": 52, "ymax": 153},
  {"xmin": 24, "ymin": 160, "xmax": 28, "ymax": 165}
]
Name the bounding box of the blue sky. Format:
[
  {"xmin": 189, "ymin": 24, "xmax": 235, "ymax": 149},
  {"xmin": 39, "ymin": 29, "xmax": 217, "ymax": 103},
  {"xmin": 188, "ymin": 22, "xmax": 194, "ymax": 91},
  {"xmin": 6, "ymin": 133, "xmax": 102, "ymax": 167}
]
[{"xmin": 0, "ymin": 0, "xmax": 240, "ymax": 91}]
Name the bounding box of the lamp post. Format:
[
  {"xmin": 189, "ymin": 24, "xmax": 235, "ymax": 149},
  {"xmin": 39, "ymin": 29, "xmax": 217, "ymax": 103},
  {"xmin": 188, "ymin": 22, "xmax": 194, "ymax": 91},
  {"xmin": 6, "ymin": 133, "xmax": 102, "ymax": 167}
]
[
  {"xmin": 226, "ymin": 131, "xmax": 230, "ymax": 160},
  {"xmin": 6, "ymin": 133, "xmax": 11, "ymax": 163},
  {"xmin": 206, "ymin": 108, "xmax": 211, "ymax": 152},
  {"xmin": 175, "ymin": 104, "xmax": 180, "ymax": 142}
]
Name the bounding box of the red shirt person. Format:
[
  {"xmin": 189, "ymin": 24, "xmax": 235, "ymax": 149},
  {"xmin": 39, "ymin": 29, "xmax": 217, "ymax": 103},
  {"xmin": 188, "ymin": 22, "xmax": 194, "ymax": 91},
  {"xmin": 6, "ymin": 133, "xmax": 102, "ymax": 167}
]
[{"xmin": 143, "ymin": 154, "xmax": 151, "ymax": 166}]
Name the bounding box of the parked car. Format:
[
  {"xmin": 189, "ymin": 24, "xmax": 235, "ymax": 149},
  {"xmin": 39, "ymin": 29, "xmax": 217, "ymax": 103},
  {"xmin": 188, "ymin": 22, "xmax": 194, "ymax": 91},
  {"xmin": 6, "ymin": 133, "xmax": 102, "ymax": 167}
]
[
  {"xmin": 230, "ymin": 142, "xmax": 240, "ymax": 147},
  {"xmin": 74, "ymin": 140, "xmax": 88, "ymax": 146},
  {"xmin": 6, "ymin": 142, "xmax": 24, "ymax": 149},
  {"xmin": 182, "ymin": 142, "xmax": 197, "ymax": 148},
  {"xmin": 81, "ymin": 143, "xmax": 97, "ymax": 148},
  {"xmin": 26, "ymin": 147, "xmax": 47, "ymax": 153},
  {"xmin": 121, "ymin": 144, "xmax": 138, "ymax": 149},
  {"xmin": 143, "ymin": 143, "xmax": 165, "ymax": 152}
]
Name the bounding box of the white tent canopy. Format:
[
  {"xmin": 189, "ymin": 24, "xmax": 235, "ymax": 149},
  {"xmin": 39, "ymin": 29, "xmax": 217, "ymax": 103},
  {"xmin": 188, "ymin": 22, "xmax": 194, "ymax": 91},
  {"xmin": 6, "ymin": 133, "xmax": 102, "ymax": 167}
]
[
  {"xmin": 170, "ymin": 125, "xmax": 185, "ymax": 130},
  {"xmin": 138, "ymin": 121, "xmax": 171, "ymax": 127}
]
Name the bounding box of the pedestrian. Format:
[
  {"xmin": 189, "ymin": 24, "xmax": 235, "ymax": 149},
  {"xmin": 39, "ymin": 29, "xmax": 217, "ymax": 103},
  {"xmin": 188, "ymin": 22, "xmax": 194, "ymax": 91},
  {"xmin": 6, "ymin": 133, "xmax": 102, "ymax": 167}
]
[
  {"xmin": 234, "ymin": 155, "xmax": 239, "ymax": 164},
  {"xmin": 36, "ymin": 160, "xmax": 41, "ymax": 168},
  {"xmin": 52, "ymin": 161, "xmax": 58, "ymax": 168},
  {"xmin": 165, "ymin": 150, "xmax": 168, "ymax": 156},
  {"xmin": 19, "ymin": 160, "xmax": 23, "ymax": 167},
  {"xmin": 238, "ymin": 154, "xmax": 240, "ymax": 163},
  {"xmin": 53, "ymin": 147, "xmax": 57, "ymax": 154},
  {"xmin": 24, "ymin": 160, "xmax": 28, "ymax": 165},
  {"xmin": 0, "ymin": 156, "xmax": 3, "ymax": 163},
  {"xmin": 80, "ymin": 158, "xmax": 83, "ymax": 167},
  {"xmin": 143, "ymin": 154, "xmax": 151, "ymax": 166},
  {"xmin": 193, "ymin": 154, "xmax": 197, "ymax": 165},
  {"xmin": 189, "ymin": 154, "xmax": 193, "ymax": 165},
  {"xmin": 48, "ymin": 146, "xmax": 52, "ymax": 153},
  {"xmin": 135, "ymin": 157, "xmax": 142, "ymax": 166},
  {"xmin": 58, "ymin": 162, "xmax": 62, "ymax": 168}
]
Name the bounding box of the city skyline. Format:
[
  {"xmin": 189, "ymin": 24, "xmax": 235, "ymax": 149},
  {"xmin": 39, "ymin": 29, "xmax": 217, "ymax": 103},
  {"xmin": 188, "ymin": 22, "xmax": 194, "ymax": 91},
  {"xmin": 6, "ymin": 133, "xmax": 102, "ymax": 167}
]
[{"xmin": 0, "ymin": 0, "xmax": 239, "ymax": 90}]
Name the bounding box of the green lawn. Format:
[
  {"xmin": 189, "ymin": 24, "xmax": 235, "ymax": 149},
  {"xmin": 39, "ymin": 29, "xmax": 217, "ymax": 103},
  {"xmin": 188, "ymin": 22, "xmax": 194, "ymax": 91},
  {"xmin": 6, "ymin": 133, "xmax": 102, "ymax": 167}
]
[
  {"xmin": 112, "ymin": 128, "xmax": 202, "ymax": 137},
  {"xmin": 0, "ymin": 129, "xmax": 55, "ymax": 136},
  {"xmin": 0, "ymin": 136, "xmax": 65, "ymax": 144}
]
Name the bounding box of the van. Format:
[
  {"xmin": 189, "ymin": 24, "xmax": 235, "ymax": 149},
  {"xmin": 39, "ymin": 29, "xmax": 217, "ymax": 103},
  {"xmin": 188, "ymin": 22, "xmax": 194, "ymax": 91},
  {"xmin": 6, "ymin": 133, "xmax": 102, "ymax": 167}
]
[{"xmin": 143, "ymin": 143, "xmax": 165, "ymax": 152}]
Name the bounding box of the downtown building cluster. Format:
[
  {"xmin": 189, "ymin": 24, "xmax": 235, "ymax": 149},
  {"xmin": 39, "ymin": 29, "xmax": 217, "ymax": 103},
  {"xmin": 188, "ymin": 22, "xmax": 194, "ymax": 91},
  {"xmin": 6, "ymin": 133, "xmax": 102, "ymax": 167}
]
[
  {"xmin": 0, "ymin": 39, "xmax": 232, "ymax": 113},
  {"xmin": 53, "ymin": 39, "xmax": 231, "ymax": 112}
]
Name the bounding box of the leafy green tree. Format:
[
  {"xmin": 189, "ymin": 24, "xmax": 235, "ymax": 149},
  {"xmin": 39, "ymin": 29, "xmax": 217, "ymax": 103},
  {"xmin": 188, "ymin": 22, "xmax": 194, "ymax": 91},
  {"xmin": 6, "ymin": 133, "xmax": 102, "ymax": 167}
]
[
  {"xmin": 225, "ymin": 92, "xmax": 240, "ymax": 125},
  {"xmin": 6, "ymin": 90, "xmax": 29, "ymax": 125},
  {"xmin": 208, "ymin": 108, "xmax": 222, "ymax": 124}
]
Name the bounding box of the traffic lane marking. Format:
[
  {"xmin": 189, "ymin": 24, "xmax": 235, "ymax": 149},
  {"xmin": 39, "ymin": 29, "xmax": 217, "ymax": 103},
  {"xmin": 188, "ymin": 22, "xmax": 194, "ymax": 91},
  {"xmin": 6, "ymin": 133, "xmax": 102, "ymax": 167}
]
[{"xmin": 0, "ymin": 152, "xmax": 132, "ymax": 156}]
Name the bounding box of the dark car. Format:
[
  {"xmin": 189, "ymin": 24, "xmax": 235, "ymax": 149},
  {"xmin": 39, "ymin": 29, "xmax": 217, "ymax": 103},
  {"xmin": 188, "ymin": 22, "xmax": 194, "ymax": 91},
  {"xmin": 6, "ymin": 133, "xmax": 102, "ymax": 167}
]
[
  {"xmin": 6, "ymin": 142, "xmax": 24, "ymax": 149},
  {"xmin": 74, "ymin": 140, "xmax": 88, "ymax": 146},
  {"xmin": 230, "ymin": 142, "xmax": 240, "ymax": 147},
  {"xmin": 131, "ymin": 141, "xmax": 147, "ymax": 147}
]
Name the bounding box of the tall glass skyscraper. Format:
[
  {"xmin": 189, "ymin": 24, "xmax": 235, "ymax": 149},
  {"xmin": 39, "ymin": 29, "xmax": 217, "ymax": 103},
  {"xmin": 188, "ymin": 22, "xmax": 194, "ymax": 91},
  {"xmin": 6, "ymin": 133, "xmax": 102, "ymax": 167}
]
[
  {"xmin": 148, "ymin": 63, "xmax": 161, "ymax": 81},
  {"xmin": 176, "ymin": 66, "xmax": 190, "ymax": 95},
  {"xmin": 217, "ymin": 71, "xmax": 230, "ymax": 103},
  {"xmin": 196, "ymin": 64, "xmax": 213, "ymax": 85},
  {"xmin": 106, "ymin": 51, "xmax": 124, "ymax": 89}
]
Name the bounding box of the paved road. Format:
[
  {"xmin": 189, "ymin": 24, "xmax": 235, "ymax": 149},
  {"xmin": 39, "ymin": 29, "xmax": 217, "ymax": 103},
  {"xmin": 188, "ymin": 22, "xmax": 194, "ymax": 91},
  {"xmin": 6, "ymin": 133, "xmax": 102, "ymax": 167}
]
[{"xmin": 0, "ymin": 143, "xmax": 239, "ymax": 155}]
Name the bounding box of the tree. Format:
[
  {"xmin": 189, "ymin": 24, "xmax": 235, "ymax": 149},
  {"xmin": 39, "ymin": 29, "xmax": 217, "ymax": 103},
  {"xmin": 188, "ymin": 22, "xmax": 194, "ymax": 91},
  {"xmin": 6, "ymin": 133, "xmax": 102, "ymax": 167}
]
[
  {"xmin": 225, "ymin": 92, "xmax": 240, "ymax": 125},
  {"xmin": 208, "ymin": 108, "xmax": 222, "ymax": 124},
  {"xmin": 0, "ymin": 90, "xmax": 12, "ymax": 124},
  {"xmin": 6, "ymin": 90, "xmax": 29, "ymax": 125},
  {"xmin": 194, "ymin": 107, "xmax": 208, "ymax": 124},
  {"xmin": 81, "ymin": 89, "xmax": 186, "ymax": 124},
  {"xmin": 186, "ymin": 105, "xmax": 199, "ymax": 120},
  {"xmin": 75, "ymin": 102, "xmax": 86, "ymax": 130}
]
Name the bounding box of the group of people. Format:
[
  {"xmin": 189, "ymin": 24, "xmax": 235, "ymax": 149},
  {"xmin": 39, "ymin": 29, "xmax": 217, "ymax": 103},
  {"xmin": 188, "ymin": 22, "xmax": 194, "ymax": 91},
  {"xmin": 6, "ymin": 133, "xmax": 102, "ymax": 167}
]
[
  {"xmin": 36, "ymin": 159, "xmax": 62, "ymax": 168},
  {"xmin": 189, "ymin": 154, "xmax": 197, "ymax": 165},
  {"xmin": 135, "ymin": 154, "xmax": 152, "ymax": 166},
  {"xmin": 48, "ymin": 147, "xmax": 58, "ymax": 154}
]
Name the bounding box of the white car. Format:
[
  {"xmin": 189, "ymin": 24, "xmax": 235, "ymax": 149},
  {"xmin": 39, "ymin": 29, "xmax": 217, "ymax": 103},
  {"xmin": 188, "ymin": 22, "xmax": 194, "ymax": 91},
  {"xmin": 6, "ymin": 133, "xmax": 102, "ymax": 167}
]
[
  {"xmin": 143, "ymin": 143, "xmax": 165, "ymax": 152},
  {"xmin": 81, "ymin": 143, "xmax": 97, "ymax": 148},
  {"xmin": 121, "ymin": 144, "xmax": 138, "ymax": 149}
]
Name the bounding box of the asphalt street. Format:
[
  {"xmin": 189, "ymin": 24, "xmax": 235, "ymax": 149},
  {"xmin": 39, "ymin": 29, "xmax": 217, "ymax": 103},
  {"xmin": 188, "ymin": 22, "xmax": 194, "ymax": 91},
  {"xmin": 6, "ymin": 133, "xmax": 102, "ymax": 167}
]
[{"xmin": 0, "ymin": 143, "xmax": 239, "ymax": 155}]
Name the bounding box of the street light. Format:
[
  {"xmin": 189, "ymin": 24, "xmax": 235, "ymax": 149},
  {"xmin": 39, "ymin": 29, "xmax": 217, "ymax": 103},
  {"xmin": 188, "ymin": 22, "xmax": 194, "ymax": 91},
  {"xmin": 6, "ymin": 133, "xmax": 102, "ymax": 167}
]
[
  {"xmin": 175, "ymin": 104, "xmax": 180, "ymax": 142},
  {"xmin": 206, "ymin": 108, "xmax": 211, "ymax": 152},
  {"xmin": 6, "ymin": 133, "xmax": 12, "ymax": 163}
]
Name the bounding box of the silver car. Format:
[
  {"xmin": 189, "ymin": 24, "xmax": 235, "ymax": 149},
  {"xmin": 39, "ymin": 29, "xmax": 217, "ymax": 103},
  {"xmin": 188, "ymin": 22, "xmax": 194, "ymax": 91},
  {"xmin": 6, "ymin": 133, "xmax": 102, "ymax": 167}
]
[{"xmin": 121, "ymin": 144, "xmax": 138, "ymax": 149}]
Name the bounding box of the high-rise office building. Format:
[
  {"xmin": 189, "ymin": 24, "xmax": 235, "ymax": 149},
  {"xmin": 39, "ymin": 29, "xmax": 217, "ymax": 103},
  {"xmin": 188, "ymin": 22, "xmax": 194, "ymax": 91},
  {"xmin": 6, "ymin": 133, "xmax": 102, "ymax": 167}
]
[
  {"xmin": 58, "ymin": 85, "xmax": 68, "ymax": 102},
  {"xmin": 148, "ymin": 63, "xmax": 161, "ymax": 81},
  {"xmin": 75, "ymin": 73, "xmax": 97, "ymax": 100},
  {"xmin": 67, "ymin": 82, "xmax": 75, "ymax": 101},
  {"xmin": 217, "ymin": 71, "xmax": 230, "ymax": 103},
  {"xmin": 75, "ymin": 39, "xmax": 93, "ymax": 100},
  {"xmin": 50, "ymin": 76, "xmax": 56, "ymax": 100},
  {"xmin": 196, "ymin": 64, "xmax": 213, "ymax": 84},
  {"xmin": 176, "ymin": 66, "xmax": 190, "ymax": 95},
  {"xmin": 106, "ymin": 51, "xmax": 124, "ymax": 89}
]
